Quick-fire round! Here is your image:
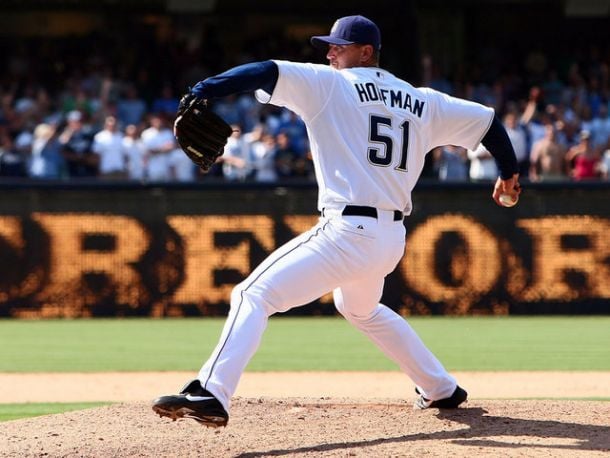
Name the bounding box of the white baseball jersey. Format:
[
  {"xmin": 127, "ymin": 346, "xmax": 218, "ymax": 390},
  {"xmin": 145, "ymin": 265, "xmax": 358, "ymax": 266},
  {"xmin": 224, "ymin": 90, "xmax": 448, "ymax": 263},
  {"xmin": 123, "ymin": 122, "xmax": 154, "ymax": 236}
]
[
  {"xmin": 194, "ymin": 60, "xmax": 490, "ymax": 414},
  {"xmin": 257, "ymin": 61, "xmax": 494, "ymax": 215}
]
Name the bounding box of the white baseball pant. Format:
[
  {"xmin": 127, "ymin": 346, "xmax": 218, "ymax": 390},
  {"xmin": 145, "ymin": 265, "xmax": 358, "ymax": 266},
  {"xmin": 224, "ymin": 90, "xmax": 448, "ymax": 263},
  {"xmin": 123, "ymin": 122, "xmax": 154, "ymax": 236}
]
[{"xmin": 197, "ymin": 208, "xmax": 456, "ymax": 411}]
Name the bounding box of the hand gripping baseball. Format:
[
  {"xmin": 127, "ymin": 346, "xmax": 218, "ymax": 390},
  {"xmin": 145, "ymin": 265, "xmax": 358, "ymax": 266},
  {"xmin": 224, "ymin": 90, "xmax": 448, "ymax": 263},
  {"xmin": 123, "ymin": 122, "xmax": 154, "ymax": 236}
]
[{"xmin": 492, "ymin": 173, "xmax": 521, "ymax": 207}]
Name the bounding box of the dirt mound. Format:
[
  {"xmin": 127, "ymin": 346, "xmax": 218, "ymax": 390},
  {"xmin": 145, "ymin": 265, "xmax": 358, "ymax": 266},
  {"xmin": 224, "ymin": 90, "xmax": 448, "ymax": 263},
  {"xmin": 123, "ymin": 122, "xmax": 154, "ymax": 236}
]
[{"xmin": 1, "ymin": 398, "xmax": 608, "ymax": 457}]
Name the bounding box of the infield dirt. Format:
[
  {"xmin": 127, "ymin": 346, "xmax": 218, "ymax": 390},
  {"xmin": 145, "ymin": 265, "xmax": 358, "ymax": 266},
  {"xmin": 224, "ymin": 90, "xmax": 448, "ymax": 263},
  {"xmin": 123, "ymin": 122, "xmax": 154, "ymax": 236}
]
[
  {"xmin": 1, "ymin": 372, "xmax": 609, "ymax": 457},
  {"xmin": 1, "ymin": 398, "xmax": 609, "ymax": 457}
]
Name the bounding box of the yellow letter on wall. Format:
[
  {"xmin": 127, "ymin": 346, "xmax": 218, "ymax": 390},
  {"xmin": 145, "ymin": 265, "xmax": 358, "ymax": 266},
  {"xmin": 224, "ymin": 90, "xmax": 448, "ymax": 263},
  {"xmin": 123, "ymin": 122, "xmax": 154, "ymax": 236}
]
[
  {"xmin": 517, "ymin": 216, "xmax": 610, "ymax": 301},
  {"xmin": 401, "ymin": 214, "xmax": 501, "ymax": 314},
  {"xmin": 32, "ymin": 213, "xmax": 149, "ymax": 316},
  {"xmin": 168, "ymin": 215, "xmax": 275, "ymax": 305}
]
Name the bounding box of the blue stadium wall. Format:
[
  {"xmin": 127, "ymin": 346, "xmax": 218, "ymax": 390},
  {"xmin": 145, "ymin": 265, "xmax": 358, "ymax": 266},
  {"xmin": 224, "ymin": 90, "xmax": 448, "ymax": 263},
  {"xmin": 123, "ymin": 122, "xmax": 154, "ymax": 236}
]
[{"xmin": 0, "ymin": 181, "xmax": 608, "ymax": 317}]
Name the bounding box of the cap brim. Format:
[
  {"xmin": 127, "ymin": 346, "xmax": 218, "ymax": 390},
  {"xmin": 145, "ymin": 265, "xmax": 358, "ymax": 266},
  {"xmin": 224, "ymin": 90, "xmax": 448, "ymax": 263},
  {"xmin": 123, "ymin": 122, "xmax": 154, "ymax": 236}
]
[{"xmin": 310, "ymin": 35, "xmax": 354, "ymax": 49}]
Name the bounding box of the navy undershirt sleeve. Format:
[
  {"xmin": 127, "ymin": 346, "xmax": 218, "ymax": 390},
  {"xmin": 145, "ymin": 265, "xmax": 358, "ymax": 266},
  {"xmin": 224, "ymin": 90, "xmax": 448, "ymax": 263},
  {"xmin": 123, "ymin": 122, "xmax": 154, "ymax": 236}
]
[
  {"xmin": 190, "ymin": 60, "xmax": 279, "ymax": 99},
  {"xmin": 481, "ymin": 115, "xmax": 519, "ymax": 179}
]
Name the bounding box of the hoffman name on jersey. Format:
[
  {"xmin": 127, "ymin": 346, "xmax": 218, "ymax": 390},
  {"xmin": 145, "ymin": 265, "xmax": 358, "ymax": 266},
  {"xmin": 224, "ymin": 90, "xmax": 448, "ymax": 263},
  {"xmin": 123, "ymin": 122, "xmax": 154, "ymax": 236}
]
[{"xmin": 354, "ymin": 82, "xmax": 425, "ymax": 118}]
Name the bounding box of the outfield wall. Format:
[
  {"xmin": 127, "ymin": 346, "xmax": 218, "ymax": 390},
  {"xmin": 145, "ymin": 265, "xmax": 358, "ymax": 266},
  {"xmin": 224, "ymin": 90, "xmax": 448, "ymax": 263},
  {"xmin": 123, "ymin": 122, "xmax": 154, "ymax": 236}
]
[{"xmin": 0, "ymin": 181, "xmax": 608, "ymax": 317}]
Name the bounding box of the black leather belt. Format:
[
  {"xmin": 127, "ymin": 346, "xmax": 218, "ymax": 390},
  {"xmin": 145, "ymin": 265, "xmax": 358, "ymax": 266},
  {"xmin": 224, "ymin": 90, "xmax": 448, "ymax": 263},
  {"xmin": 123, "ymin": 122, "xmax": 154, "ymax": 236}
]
[{"xmin": 328, "ymin": 205, "xmax": 403, "ymax": 221}]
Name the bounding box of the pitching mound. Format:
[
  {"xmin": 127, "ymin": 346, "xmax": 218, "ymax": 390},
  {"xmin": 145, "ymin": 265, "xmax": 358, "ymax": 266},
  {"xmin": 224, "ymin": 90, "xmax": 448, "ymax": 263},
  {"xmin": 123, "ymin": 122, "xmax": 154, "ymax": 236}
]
[{"xmin": 1, "ymin": 398, "xmax": 609, "ymax": 457}]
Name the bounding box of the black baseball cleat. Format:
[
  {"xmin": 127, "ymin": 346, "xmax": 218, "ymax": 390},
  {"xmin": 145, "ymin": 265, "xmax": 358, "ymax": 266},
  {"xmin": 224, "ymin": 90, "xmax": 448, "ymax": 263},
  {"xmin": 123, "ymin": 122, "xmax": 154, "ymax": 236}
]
[
  {"xmin": 152, "ymin": 380, "xmax": 229, "ymax": 428},
  {"xmin": 414, "ymin": 385, "xmax": 468, "ymax": 409}
]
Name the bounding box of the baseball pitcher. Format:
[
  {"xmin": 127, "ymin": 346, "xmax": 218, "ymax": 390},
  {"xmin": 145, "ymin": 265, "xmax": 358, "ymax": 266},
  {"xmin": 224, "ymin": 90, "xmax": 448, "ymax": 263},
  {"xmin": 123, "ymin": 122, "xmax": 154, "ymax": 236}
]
[{"xmin": 154, "ymin": 15, "xmax": 521, "ymax": 427}]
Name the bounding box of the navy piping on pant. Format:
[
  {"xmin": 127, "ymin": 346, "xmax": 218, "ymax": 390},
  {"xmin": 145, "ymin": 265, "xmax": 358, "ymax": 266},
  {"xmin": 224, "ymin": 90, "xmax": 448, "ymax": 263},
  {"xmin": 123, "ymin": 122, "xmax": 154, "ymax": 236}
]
[{"xmin": 203, "ymin": 221, "xmax": 330, "ymax": 390}]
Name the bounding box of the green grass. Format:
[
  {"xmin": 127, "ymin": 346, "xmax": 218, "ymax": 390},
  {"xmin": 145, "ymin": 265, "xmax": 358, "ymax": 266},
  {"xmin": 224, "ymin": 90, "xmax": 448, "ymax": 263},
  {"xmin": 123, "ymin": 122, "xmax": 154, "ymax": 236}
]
[
  {"xmin": 0, "ymin": 316, "xmax": 609, "ymax": 372},
  {"xmin": 0, "ymin": 402, "xmax": 108, "ymax": 422}
]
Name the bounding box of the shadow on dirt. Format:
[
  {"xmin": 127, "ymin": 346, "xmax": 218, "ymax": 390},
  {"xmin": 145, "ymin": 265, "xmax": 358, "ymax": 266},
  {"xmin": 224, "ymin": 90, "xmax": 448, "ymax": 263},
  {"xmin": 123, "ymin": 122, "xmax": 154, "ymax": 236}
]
[{"xmin": 236, "ymin": 406, "xmax": 610, "ymax": 457}]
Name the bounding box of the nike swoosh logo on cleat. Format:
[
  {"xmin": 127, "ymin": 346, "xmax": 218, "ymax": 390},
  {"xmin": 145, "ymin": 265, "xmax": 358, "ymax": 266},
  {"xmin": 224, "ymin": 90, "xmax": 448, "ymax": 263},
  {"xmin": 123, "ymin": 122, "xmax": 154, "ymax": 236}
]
[{"xmin": 185, "ymin": 394, "xmax": 215, "ymax": 402}]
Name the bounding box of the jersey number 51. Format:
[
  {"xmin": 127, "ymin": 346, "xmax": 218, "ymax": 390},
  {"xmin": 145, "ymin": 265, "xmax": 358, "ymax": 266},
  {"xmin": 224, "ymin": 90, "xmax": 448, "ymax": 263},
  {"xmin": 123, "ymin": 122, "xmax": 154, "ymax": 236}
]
[{"xmin": 367, "ymin": 115, "xmax": 410, "ymax": 172}]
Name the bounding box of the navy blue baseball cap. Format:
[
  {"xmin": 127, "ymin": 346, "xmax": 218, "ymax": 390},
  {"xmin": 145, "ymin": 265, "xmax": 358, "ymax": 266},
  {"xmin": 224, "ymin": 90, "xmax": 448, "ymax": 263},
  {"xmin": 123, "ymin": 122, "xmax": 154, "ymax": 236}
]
[{"xmin": 311, "ymin": 15, "xmax": 381, "ymax": 50}]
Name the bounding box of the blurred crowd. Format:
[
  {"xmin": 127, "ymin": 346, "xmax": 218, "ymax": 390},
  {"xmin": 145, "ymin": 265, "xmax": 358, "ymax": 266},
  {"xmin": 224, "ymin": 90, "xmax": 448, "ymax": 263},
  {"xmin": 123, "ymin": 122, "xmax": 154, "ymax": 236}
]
[
  {"xmin": 426, "ymin": 70, "xmax": 610, "ymax": 182},
  {"xmin": 0, "ymin": 91, "xmax": 315, "ymax": 183},
  {"xmin": 1, "ymin": 28, "xmax": 610, "ymax": 182}
]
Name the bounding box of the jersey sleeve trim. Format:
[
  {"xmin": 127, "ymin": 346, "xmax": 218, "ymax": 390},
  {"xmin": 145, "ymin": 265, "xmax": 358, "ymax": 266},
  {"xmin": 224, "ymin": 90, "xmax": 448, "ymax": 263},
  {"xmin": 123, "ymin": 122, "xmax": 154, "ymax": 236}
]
[{"xmin": 255, "ymin": 88, "xmax": 271, "ymax": 104}]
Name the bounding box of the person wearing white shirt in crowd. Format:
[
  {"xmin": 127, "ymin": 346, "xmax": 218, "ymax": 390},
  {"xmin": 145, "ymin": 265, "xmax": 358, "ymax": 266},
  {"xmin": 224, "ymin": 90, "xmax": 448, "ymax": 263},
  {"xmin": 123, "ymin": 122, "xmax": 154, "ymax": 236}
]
[
  {"xmin": 504, "ymin": 112, "xmax": 529, "ymax": 176},
  {"xmin": 168, "ymin": 146, "xmax": 197, "ymax": 182},
  {"xmin": 220, "ymin": 124, "xmax": 251, "ymax": 181},
  {"xmin": 122, "ymin": 124, "xmax": 146, "ymax": 181},
  {"xmin": 590, "ymin": 105, "xmax": 610, "ymax": 151},
  {"xmin": 250, "ymin": 132, "xmax": 277, "ymax": 182},
  {"xmin": 141, "ymin": 114, "xmax": 175, "ymax": 181},
  {"xmin": 14, "ymin": 127, "xmax": 33, "ymax": 158},
  {"xmin": 467, "ymin": 143, "xmax": 498, "ymax": 181},
  {"xmin": 28, "ymin": 123, "xmax": 65, "ymax": 178},
  {"xmin": 92, "ymin": 116, "xmax": 126, "ymax": 179}
]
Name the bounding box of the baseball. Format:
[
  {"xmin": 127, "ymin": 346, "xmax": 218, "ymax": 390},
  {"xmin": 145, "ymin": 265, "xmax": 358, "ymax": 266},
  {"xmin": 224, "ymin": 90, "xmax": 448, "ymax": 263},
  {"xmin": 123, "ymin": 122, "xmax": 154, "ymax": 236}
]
[{"xmin": 499, "ymin": 193, "xmax": 518, "ymax": 207}]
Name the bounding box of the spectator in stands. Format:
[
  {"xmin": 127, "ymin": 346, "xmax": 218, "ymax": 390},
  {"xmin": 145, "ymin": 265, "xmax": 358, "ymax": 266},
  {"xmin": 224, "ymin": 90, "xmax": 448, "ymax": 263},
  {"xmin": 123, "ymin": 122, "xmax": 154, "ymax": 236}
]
[
  {"xmin": 590, "ymin": 104, "xmax": 610, "ymax": 151},
  {"xmin": 566, "ymin": 130, "xmax": 601, "ymax": 180},
  {"xmin": 169, "ymin": 145, "xmax": 197, "ymax": 182},
  {"xmin": 140, "ymin": 114, "xmax": 175, "ymax": 181},
  {"xmin": 0, "ymin": 125, "xmax": 26, "ymax": 177},
  {"xmin": 467, "ymin": 144, "xmax": 498, "ymax": 181},
  {"xmin": 92, "ymin": 116, "xmax": 127, "ymax": 179},
  {"xmin": 599, "ymin": 147, "xmax": 610, "ymax": 180},
  {"xmin": 122, "ymin": 124, "xmax": 146, "ymax": 181},
  {"xmin": 220, "ymin": 124, "xmax": 251, "ymax": 182},
  {"xmin": 555, "ymin": 117, "xmax": 580, "ymax": 150},
  {"xmin": 244, "ymin": 123, "xmax": 265, "ymax": 146},
  {"xmin": 60, "ymin": 82, "xmax": 96, "ymax": 119},
  {"xmin": 298, "ymin": 152, "xmax": 315, "ymax": 181},
  {"xmin": 434, "ymin": 145, "xmax": 469, "ymax": 182},
  {"xmin": 275, "ymin": 131, "xmax": 300, "ymax": 179},
  {"xmin": 276, "ymin": 110, "xmax": 308, "ymax": 155},
  {"xmin": 117, "ymin": 85, "xmax": 147, "ymax": 128},
  {"xmin": 529, "ymin": 123, "xmax": 566, "ymax": 181},
  {"xmin": 13, "ymin": 122, "xmax": 34, "ymax": 170},
  {"xmin": 250, "ymin": 133, "xmax": 277, "ymax": 182},
  {"xmin": 2, "ymin": 17, "xmax": 610, "ymax": 185},
  {"xmin": 261, "ymin": 105, "xmax": 285, "ymax": 136},
  {"xmin": 580, "ymin": 105, "xmax": 595, "ymax": 138},
  {"xmin": 520, "ymin": 87, "xmax": 547, "ymax": 148},
  {"xmin": 28, "ymin": 123, "xmax": 65, "ymax": 179},
  {"xmin": 13, "ymin": 84, "xmax": 37, "ymax": 119},
  {"xmin": 99, "ymin": 66, "xmax": 122, "ymax": 109},
  {"xmin": 236, "ymin": 94, "xmax": 261, "ymax": 133},
  {"xmin": 59, "ymin": 110, "xmax": 98, "ymax": 177}
]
